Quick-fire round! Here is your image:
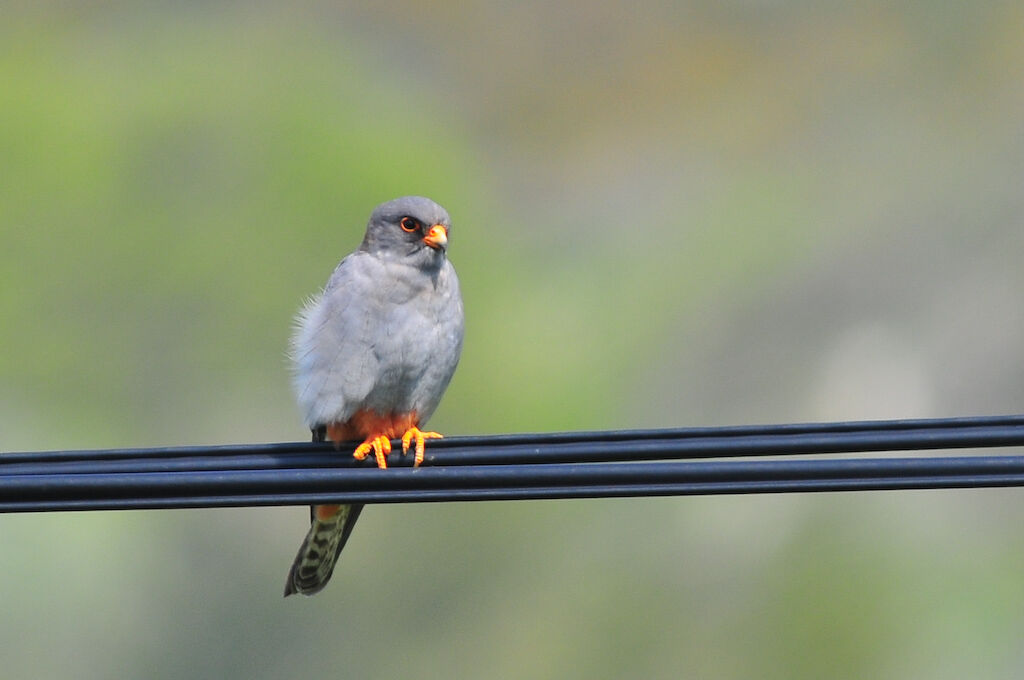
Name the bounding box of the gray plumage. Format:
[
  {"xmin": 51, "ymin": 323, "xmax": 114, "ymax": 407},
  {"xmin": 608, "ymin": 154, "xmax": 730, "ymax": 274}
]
[
  {"xmin": 284, "ymin": 196, "xmax": 464, "ymax": 597},
  {"xmin": 291, "ymin": 196, "xmax": 464, "ymax": 430}
]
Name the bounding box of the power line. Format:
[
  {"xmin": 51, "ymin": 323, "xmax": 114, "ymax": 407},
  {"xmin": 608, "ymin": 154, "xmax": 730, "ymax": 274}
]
[{"xmin": 2, "ymin": 414, "xmax": 1024, "ymax": 512}]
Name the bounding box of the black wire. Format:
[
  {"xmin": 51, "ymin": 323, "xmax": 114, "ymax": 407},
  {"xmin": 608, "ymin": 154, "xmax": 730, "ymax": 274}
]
[
  {"xmin": 2, "ymin": 415, "xmax": 1023, "ymax": 512},
  {"xmin": 4, "ymin": 417, "xmax": 1024, "ymax": 474},
  {"xmin": 7, "ymin": 413, "xmax": 1024, "ymax": 465},
  {"xmin": 1, "ymin": 457, "xmax": 1024, "ymax": 512}
]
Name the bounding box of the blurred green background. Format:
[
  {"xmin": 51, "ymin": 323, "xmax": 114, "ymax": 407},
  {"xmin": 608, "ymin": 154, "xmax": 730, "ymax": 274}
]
[{"xmin": 3, "ymin": 2, "xmax": 1024, "ymax": 678}]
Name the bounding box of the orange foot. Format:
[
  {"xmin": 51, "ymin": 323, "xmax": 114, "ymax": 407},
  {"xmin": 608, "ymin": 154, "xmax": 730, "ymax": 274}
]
[
  {"xmin": 353, "ymin": 434, "xmax": 392, "ymax": 469},
  {"xmin": 401, "ymin": 427, "xmax": 443, "ymax": 467}
]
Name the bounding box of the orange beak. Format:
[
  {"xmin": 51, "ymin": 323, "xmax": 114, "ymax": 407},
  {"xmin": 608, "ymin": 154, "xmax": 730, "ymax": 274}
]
[{"xmin": 423, "ymin": 224, "xmax": 448, "ymax": 250}]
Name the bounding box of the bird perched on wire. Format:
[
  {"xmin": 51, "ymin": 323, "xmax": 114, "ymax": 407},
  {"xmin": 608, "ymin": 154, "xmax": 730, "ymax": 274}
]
[{"xmin": 285, "ymin": 196, "xmax": 465, "ymax": 596}]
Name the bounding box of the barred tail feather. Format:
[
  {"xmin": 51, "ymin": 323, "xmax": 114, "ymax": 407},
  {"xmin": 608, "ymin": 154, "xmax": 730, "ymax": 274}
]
[{"xmin": 284, "ymin": 503, "xmax": 364, "ymax": 596}]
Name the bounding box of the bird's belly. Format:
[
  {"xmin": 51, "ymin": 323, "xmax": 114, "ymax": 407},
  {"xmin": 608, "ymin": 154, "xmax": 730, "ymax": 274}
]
[{"xmin": 359, "ymin": 357, "xmax": 431, "ymax": 414}]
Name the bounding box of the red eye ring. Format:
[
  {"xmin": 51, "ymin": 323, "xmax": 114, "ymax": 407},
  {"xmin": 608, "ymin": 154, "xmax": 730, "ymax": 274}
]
[{"xmin": 399, "ymin": 216, "xmax": 420, "ymax": 232}]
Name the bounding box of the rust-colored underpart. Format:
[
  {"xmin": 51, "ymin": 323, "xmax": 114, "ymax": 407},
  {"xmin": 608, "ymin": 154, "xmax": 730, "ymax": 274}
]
[
  {"xmin": 314, "ymin": 504, "xmax": 341, "ymax": 521},
  {"xmin": 325, "ymin": 410, "xmax": 442, "ymax": 468}
]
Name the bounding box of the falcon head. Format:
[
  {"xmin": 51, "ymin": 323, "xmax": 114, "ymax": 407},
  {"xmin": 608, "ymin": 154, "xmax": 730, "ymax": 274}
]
[{"xmin": 360, "ymin": 196, "xmax": 452, "ymax": 268}]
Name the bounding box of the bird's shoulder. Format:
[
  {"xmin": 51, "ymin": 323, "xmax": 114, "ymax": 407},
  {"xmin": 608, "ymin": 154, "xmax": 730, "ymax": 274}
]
[{"xmin": 322, "ymin": 250, "xmax": 378, "ymax": 293}]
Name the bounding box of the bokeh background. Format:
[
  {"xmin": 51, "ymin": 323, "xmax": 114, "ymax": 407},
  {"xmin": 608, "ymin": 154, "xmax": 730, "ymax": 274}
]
[{"xmin": 3, "ymin": 2, "xmax": 1024, "ymax": 678}]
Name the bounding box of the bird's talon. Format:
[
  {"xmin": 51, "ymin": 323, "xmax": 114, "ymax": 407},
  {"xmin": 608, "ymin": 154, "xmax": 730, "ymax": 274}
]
[
  {"xmin": 353, "ymin": 435, "xmax": 391, "ymax": 469},
  {"xmin": 373, "ymin": 436, "xmax": 391, "ymax": 469},
  {"xmin": 400, "ymin": 427, "xmax": 443, "ymax": 467}
]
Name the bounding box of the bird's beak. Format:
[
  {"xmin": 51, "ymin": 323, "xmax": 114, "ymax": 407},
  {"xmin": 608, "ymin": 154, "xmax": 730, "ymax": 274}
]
[{"xmin": 423, "ymin": 224, "xmax": 448, "ymax": 251}]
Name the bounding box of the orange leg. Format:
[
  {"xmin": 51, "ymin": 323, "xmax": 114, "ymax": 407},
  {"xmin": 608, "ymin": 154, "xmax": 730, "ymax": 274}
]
[
  {"xmin": 353, "ymin": 434, "xmax": 392, "ymax": 469},
  {"xmin": 401, "ymin": 426, "xmax": 443, "ymax": 466}
]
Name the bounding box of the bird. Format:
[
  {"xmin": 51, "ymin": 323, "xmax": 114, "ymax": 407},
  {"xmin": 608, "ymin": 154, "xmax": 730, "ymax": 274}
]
[{"xmin": 284, "ymin": 196, "xmax": 465, "ymax": 597}]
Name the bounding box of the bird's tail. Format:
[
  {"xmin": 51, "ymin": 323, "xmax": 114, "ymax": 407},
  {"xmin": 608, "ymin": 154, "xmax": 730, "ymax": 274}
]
[
  {"xmin": 284, "ymin": 425, "xmax": 364, "ymax": 597},
  {"xmin": 284, "ymin": 502, "xmax": 364, "ymax": 596}
]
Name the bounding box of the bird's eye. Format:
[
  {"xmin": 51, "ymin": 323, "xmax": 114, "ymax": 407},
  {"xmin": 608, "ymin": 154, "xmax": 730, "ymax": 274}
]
[{"xmin": 399, "ymin": 217, "xmax": 420, "ymax": 232}]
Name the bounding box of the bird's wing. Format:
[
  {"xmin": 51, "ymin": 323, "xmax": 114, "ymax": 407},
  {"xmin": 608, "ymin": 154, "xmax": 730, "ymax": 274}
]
[{"xmin": 291, "ymin": 252, "xmax": 384, "ymax": 428}]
